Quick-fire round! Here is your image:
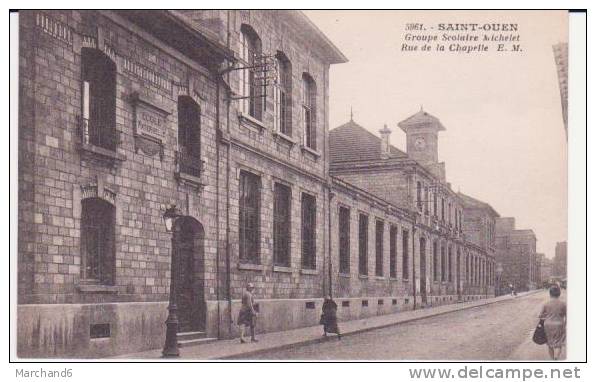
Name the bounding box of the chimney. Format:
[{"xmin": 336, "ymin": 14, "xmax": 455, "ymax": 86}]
[{"xmin": 379, "ymin": 124, "xmax": 392, "ymax": 159}]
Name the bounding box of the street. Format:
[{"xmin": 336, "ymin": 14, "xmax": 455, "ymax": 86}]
[{"xmin": 239, "ymin": 290, "xmax": 564, "ymax": 360}]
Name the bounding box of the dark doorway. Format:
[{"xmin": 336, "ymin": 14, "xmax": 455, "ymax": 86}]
[
  {"xmin": 457, "ymin": 249, "xmax": 462, "ymax": 300},
  {"xmin": 173, "ymin": 217, "xmax": 205, "ymax": 333},
  {"xmin": 419, "ymin": 237, "xmax": 427, "ymax": 305}
]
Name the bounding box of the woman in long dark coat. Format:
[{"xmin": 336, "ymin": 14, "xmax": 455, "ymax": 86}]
[
  {"xmin": 539, "ymin": 285, "xmax": 566, "ymax": 360},
  {"xmin": 320, "ymin": 296, "xmax": 341, "ymax": 339}
]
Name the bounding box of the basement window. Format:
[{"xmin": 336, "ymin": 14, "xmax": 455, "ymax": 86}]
[
  {"xmin": 305, "ymin": 301, "xmax": 315, "ymax": 309},
  {"xmin": 342, "ymin": 301, "xmax": 350, "ymax": 308},
  {"xmin": 362, "ymin": 300, "xmax": 369, "ymax": 307},
  {"xmin": 378, "ymin": 299, "xmax": 384, "ymax": 305},
  {"xmin": 392, "ymin": 299, "xmax": 398, "ymax": 305},
  {"xmin": 90, "ymin": 323, "xmax": 111, "ymax": 339}
]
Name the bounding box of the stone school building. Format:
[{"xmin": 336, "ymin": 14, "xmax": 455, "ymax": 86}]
[{"xmin": 17, "ymin": 10, "xmax": 496, "ymax": 358}]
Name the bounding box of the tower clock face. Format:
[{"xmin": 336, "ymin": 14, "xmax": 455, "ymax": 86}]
[{"xmin": 414, "ymin": 137, "xmax": 426, "ymax": 149}]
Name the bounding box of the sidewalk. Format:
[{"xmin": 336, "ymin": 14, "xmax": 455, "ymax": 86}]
[{"xmin": 115, "ymin": 291, "xmax": 540, "ymax": 360}]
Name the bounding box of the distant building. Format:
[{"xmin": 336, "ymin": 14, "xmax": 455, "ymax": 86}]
[
  {"xmin": 538, "ymin": 254, "xmax": 553, "ymax": 285},
  {"xmin": 553, "ymin": 241, "xmax": 567, "ymax": 278},
  {"xmin": 495, "ymin": 218, "xmax": 538, "ymax": 291},
  {"xmin": 553, "ymin": 43, "xmax": 568, "ymax": 138}
]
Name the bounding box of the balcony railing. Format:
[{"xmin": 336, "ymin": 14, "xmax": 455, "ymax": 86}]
[{"xmin": 175, "ymin": 149, "xmax": 204, "ymax": 179}]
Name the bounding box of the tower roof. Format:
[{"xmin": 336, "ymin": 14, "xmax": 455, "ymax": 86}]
[{"xmin": 398, "ymin": 108, "xmax": 446, "ymax": 133}]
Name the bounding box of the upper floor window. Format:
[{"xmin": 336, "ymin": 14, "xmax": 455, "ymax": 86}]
[
  {"xmin": 416, "ymin": 181, "xmax": 422, "ymax": 211},
  {"xmin": 177, "ymin": 96, "xmax": 201, "ymax": 177},
  {"xmin": 302, "ymin": 73, "xmax": 317, "ymax": 150},
  {"xmin": 358, "ymin": 214, "xmax": 368, "ymax": 276},
  {"xmin": 424, "ymin": 187, "xmax": 429, "ymax": 215},
  {"xmin": 433, "ymin": 192, "xmax": 437, "ymax": 217},
  {"xmin": 441, "ymin": 198, "xmax": 445, "ymax": 221},
  {"xmin": 274, "ymin": 52, "xmax": 292, "ymax": 136},
  {"xmin": 273, "ymin": 183, "xmax": 291, "ymax": 267},
  {"xmin": 240, "ymin": 24, "xmax": 263, "ymax": 120},
  {"xmin": 338, "ymin": 206, "xmax": 351, "ymax": 274},
  {"xmin": 239, "ymin": 171, "xmax": 260, "ymax": 263},
  {"xmin": 81, "ymin": 48, "xmax": 117, "ymax": 151},
  {"xmin": 301, "ymin": 193, "xmax": 317, "ymax": 269},
  {"xmin": 81, "ymin": 198, "xmax": 115, "ymax": 285}
]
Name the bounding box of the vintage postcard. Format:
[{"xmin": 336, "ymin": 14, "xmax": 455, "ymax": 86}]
[{"xmin": 12, "ymin": 9, "xmax": 577, "ymax": 363}]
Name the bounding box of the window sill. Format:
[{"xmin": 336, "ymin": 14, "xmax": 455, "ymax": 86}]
[
  {"xmin": 77, "ymin": 284, "xmax": 120, "ymax": 294},
  {"xmin": 273, "ymin": 130, "xmax": 296, "ymax": 146},
  {"xmin": 374, "ymin": 276, "xmax": 385, "ymax": 280},
  {"xmin": 80, "ymin": 142, "xmax": 126, "ymax": 163},
  {"xmin": 338, "ymin": 272, "xmax": 351, "ymax": 278},
  {"xmin": 238, "ymin": 262, "xmax": 264, "ymax": 271},
  {"xmin": 273, "ymin": 265, "xmax": 293, "ymax": 273},
  {"xmin": 238, "ymin": 112, "xmax": 266, "ymax": 132},
  {"xmin": 175, "ymin": 171, "xmax": 206, "ymax": 188},
  {"xmin": 300, "ymin": 268, "xmax": 318, "ymax": 275},
  {"xmin": 358, "ymin": 274, "xmax": 369, "ymax": 279},
  {"xmin": 300, "ymin": 145, "xmax": 321, "ymax": 158},
  {"xmin": 389, "ymin": 277, "xmax": 399, "ymax": 281}
]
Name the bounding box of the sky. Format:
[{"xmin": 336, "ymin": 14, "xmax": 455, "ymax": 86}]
[{"xmin": 305, "ymin": 10, "xmax": 568, "ymax": 257}]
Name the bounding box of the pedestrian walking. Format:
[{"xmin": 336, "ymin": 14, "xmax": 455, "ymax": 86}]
[
  {"xmin": 320, "ymin": 296, "xmax": 341, "ymax": 339},
  {"xmin": 538, "ymin": 285, "xmax": 566, "ymax": 360},
  {"xmin": 237, "ymin": 282, "xmax": 258, "ymax": 343}
]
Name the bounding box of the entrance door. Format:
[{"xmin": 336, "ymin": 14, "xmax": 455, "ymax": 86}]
[
  {"xmin": 419, "ymin": 238, "xmax": 427, "ymax": 305},
  {"xmin": 174, "ymin": 218, "xmax": 205, "ymax": 333}
]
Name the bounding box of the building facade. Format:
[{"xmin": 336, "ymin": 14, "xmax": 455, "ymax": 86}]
[
  {"xmin": 552, "ymin": 42, "xmax": 568, "ymax": 138},
  {"xmin": 495, "ymin": 217, "xmax": 538, "ymax": 292},
  {"xmin": 553, "ymin": 241, "xmax": 567, "ymax": 279},
  {"xmin": 18, "ymin": 10, "xmax": 500, "ymax": 359}
]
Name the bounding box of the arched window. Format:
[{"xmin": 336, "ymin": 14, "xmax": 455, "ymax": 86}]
[
  {"xmin": 81, "ymin": 198, "xmax": 116, "ymax": 284},
  {"xmin": 240, "ymin": 24, "xmax": 263, "ymax": 120},
  {"xmin": 177, "ymin": 96, "xmax": 201, "ymax": 177},
  {"xmin": 274, "ymin": 52, "xmax": 292, "ymax": 136},
  {"xmin": 81, "ymin": 48, "xmax": 117, "ymax": 151},
  {"xmin": 302, "ymin": 73, "xmax": 317, "ymax": 150}
]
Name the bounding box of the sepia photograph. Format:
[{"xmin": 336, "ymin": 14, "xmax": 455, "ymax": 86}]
[{"xmin": 10, "ymin": 8, "xmax": 582, "ymax": 365}]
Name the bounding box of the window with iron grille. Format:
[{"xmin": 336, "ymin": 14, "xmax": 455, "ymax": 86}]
[
  {"xmin": 274, "ymin": 52, "xmax": 292, "ymax": 136},
  {"xmin": 177, "ymin": 96, "xmax": 201, "ymax": 177},
  {"xmin": 81, "ymin": 198, "xmax": 115, "ymax": 284},
  {"xmin": 239, "ymin": 171, "xmax": 260, "ymax": 264},
  {"xmin": 240, "ymin": 24, "xmax": 263, "ymax": 120},
  {"xmin": 402, "ymin": 230, "xmax": 409, "ymax": 279},
  {"xmin": 273, "ymin": 183, "xmax": 291, "ymax": 267},
  {"xmin": 441, "ymin": 245, "xmax": 446, "ymax": 282},
  {"xmin": 81, "ymin": 48, "xmax": 117, "ymax": 151},
  {"xmin": 358, "ymin": 214, "xmax": 368, "ymax": 276},
  {"xmin": 338, "ymin": 206, "xmax": 350, "ymax": 274},
  {"xmin": 389, "ymin": 225, "xmax": 397, "ymax": 278},
  {"xmin": 302, "ymin": 73, "xmax": 317, "ymax": 150},
  {"xmin": 433, "ymin": 241, "xmax": 438, "ymax": 281},
  {"xmin": 375, "ymin": 220, "xmax": 384, "ymax": 277},
  {"xmin": 301, "ymin": 193, "xmax": 316, "ymax": 269}
]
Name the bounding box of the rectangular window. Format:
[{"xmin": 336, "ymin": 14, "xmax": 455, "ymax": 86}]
[
  {"xmin": 402, "ymin": 230, "xmax": 409, "ymax": 279},
  {"xmin": 302, "ymin": 74, "xmax": 317, "ymax": 150},
  {"xmin": 424, "ymin": 187, "xmax": 429, "ymax": 215},
  {"xmin": 441, "ymin": 246, "xmax": 446, "ymax": 282},
  {"xmin": 433, "ymin": 192, "xmax": 437, "ymax": 217},
  {"xmin": 338, "ymin": 206, "xmax": 350, "ymax": 274},
  {"xmin": 301, "ymin": 193, "xmax": 316, "ymax": 269},
  {"xmin": 441, "ymin": 198, "xmax": 445, "ymax": 221},
  {"xmin": 273, "ymin": 183, "xmax": 291, "ymax": 267},
  {"xmin": 358, "ymin": 214, "xmax": 368, "ymax": 276},
  {"xmin": 375, "ymin": 220, "xmax": 384, "ymax": 277},
  {"xmin": 389, "ymin": 225, "xmax": 397, "ymax": 278},
  {"xmin": 433, "ymin": 241, "xmax": 438, "ymax": 281},
  {"xmin": 239, "ymin": 171, "xmax": 260, "ymax": 263},
  {"xmin": 448, "ymin": 247, "xmax": 453, "ymax": 282},
  {"xmin": 274, "ymin": 54, "xmax": 292, "ymax": 136},
  {"xmin": 416, "ymin": 182, "xmax": 422, "ymax": 211}
]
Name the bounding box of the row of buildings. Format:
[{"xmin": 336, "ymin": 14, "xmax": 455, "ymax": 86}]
[{"xmin": 17, "ymin": 10, "xmax": 546, "ymax": 358}]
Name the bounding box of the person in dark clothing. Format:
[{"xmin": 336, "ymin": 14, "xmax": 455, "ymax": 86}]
[{"xmin": 320, "ymin": 295, "xmax": 341, "ymax": 339}]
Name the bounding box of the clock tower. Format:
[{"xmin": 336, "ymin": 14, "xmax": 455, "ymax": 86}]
[{"xmin": 398, "ymin": 107, "xmax": 446, "ymax": 167}]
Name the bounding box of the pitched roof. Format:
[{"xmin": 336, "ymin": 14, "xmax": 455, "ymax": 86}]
[
  {"xmin": 458, "ymin": 192, "xmax": 500, "ymax": 217},
  {"xmin": 329, "ymin": 119, "xmax": 407, "ymax": 163},
  {"xmin": 398, "ymin": 109, "xmax": 446, "ymax": 132}
]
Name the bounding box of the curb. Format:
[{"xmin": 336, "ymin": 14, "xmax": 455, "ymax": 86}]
[{"xmin": 216, "ymin": 290, "xmax": 543, "ymax": 360}]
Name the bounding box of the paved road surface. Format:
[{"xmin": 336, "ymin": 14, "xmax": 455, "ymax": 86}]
[{"xmin": 240, "ymin": 290, "xmax": 564, "ymax": 360}]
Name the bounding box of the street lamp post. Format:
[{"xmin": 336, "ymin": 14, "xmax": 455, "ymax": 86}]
[
  {"xmin": 162, "ymin": 204, "xmax": 183, "ymax": 358},
  {"xmin": 495, "ymin": 263, "xmax": 503, "ymax": 297}
]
